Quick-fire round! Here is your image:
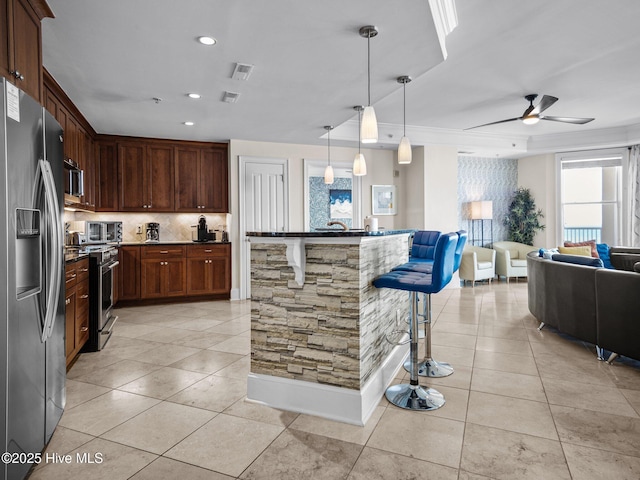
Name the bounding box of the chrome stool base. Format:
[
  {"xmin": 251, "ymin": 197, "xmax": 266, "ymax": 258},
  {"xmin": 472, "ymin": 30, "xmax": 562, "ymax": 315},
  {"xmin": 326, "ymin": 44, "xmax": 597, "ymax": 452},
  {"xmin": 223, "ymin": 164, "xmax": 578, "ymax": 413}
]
[
  {"xmin": 406, "ymin": 358, "xmax": 454, "ymax": 377},
  {"xmin": 385, "ymin": 383, "xmax": 445, "ymax": 411}
]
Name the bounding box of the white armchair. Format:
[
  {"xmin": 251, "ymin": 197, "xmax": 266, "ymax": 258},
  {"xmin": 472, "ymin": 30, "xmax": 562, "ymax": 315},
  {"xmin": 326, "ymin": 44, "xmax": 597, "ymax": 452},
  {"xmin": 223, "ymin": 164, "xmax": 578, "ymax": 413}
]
[
  {"xmin": 459, "ymin": 245, "xmax": 496, "ymax": 287},
  {"xmin": 493, "ymin": 241, "xmax": 535, "ymax": 282}
]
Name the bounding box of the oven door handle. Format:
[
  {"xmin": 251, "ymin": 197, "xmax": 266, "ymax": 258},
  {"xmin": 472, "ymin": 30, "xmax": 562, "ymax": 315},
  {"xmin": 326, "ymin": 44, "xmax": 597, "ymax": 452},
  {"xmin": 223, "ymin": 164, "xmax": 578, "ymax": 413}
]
[{"xmin": 108, "ymin": 260, "xmax": 120, "ymax": 270}]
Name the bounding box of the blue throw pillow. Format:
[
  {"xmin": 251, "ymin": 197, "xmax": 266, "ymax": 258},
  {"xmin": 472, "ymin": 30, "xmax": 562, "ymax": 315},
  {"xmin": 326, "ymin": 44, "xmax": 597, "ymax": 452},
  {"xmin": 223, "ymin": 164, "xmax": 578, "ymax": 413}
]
[
  {"xmin": 552, "ymin": 254, "xmax": 604, "ymax": 267},
  {"xmin": 596, "ymin": 243, "xmax": 614, "ymax": 269}
]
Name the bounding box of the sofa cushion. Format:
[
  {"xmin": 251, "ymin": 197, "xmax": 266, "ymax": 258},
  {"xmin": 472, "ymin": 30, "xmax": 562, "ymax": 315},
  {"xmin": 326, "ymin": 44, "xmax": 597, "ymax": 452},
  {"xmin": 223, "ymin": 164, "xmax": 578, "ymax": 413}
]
[
  {"xmin": 477, "ymin": 261, "xmax": 493, "ymax": 270},
  {"xmin": 558, "ymin": 245, "xmax": 592, "ymax": 256},
  {"xmin": 635, "ymin": 262, "xmax": 640, "ymax": 273},
  {"xmin": 552, "ymin": 254, "xmax": 604, "ymax": 267},
  {"xmin": 511, "ymin": 259, "xmax": 527, "ymax": 268},
  {"xmin": 508, "ymin": 248, "xmax": 520, "ymax": 259},
  {"xmin": 564, "ymin": 240, "xmax": 599, "ymax": 258},
  {"xmin": 596, "ymin": 243, "xmax": 614, "ymax": 269}
]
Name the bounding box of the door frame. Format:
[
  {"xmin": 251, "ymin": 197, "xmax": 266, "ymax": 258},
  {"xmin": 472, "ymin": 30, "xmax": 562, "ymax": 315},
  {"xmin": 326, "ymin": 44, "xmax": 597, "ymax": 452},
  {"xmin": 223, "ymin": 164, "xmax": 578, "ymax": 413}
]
[{"xmin": 239, "ymin": 156, "xmax": 290, "ymax": 300}]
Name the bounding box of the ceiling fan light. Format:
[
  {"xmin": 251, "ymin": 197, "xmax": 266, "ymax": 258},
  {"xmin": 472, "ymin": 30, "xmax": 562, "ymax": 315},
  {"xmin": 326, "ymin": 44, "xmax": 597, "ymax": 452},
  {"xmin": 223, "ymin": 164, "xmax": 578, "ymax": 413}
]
[
  {"xmin": 361, "ymin": 106, "xmax": 378, "ymax": 143},
  {"xmin": 353, "ymin": 153, "xmax": 367, "ymax": 176},
  {"xmin": 522, "ymin": 115, "xmax": 540, "ymax": 125},
  {"xmin": 324, "ymin": 165, "xmax": 334, "ymax": 184},
  {"xmin": 398, "ymin": 136, "xmax": 412, "ymax": 164}
]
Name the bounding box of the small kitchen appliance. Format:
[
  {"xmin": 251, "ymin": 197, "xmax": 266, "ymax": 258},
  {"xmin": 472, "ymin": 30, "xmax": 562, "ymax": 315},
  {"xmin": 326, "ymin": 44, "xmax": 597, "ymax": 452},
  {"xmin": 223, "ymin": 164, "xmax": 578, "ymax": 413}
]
[{"xmin": 145, "ymin": 222, "xmax": 160, "ymax": 243}]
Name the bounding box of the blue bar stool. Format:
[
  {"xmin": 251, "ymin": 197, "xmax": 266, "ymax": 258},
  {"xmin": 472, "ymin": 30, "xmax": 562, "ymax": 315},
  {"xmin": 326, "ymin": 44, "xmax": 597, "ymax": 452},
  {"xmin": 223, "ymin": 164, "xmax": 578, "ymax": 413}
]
[
  {"xmin": 393, "ymin": 231, "xmax": 466, "ymax": 377},
  {"xmin": 373, "ymin": 232, "xmax": 457, "ymax": 410}
]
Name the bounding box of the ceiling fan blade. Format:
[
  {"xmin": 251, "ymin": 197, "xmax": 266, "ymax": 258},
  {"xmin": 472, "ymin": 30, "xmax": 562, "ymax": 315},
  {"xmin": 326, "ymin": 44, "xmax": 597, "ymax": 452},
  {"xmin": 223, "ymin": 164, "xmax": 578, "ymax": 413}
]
[
  {"xmin": 531, "ymin": 95, "xmax": 558, "ymax": 115},
  {"xmin": 522, "ymin": 104, "xmax": 535, "ymax": 118},
  {"xmin": 465, "ymin": 117, "xmax": 521, "ymax": 130},
  {"xmin": 540, "ymin": 115, "xmax": 595, "ymax": 124}
]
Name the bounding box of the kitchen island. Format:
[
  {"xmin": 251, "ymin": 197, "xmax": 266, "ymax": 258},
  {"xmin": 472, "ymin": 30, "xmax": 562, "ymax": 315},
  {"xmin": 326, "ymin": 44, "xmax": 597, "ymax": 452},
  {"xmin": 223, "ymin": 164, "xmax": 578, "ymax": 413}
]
[{"xmin": 246, "ymin": 230, "xmax": 414, "ymax": 425}]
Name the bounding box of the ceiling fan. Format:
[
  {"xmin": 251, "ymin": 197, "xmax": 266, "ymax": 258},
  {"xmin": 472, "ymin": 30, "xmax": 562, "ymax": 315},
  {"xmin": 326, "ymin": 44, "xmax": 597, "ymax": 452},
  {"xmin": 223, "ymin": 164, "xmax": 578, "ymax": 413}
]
[{"xmin": 466, "ymin": 94, "xmax": 595, "ymax": 130}]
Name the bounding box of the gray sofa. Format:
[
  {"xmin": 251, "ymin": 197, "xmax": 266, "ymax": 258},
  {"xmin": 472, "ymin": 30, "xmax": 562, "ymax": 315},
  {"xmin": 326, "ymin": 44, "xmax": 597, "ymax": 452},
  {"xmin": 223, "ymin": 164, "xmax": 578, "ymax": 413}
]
[{"xmin": 527, "ymin": 250, "xmax": 640, "ymax": 363}]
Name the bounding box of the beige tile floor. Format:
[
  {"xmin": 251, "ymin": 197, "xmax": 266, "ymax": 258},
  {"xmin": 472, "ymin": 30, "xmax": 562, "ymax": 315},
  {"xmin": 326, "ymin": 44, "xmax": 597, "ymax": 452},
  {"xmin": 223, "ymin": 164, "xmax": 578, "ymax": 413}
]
[{"xmin": 31, "ymin": 281, "xmax": 640, "ymax": 479}]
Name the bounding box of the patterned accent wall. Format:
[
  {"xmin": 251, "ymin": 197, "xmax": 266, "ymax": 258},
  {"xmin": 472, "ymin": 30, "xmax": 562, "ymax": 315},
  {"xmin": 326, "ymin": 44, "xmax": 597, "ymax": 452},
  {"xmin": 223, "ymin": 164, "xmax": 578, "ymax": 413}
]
[
  {"xmin": 457, "ymin": 156, "xmax": 518, "ymax": 245},
  {"xmin": 309, "ymin": 176, "xmax": 353, "ymax": 230}
]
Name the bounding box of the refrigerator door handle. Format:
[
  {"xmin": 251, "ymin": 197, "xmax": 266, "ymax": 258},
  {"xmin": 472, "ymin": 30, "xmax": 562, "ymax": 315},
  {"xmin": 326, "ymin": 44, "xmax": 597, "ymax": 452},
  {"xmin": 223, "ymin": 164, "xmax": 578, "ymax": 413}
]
[{"xmin": 37, "ymin": 159, "xmax": 63, "ymax": 342}]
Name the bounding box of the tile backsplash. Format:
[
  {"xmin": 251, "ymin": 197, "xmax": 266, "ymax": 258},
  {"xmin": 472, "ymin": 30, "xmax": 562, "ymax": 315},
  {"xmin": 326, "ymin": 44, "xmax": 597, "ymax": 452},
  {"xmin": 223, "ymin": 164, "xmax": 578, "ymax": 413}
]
[{"xmin": 65, "ymin": 211, "xmax": 229, "ymax": 243}]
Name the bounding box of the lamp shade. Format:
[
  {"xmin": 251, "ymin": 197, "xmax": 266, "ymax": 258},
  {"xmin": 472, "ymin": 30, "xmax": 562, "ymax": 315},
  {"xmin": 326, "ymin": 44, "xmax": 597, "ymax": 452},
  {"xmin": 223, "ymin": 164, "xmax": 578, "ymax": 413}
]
[
  {"xmin": 397, "ymin": 136, "xmax": 412, "ymax": 164},
  {"xmin": 361, "ymin": 105, "xmax": 378, "ymax": 143},
  {"xmin": 353, "ymin": 153, "xmax": 367, "ymax": 176},
  {"xmin": 470, "ymin": 200, "xmax": 493, "ymax": 220},
  {"xmin": 324, "ymin": 165, "xmax": 334, "ymax": 184}
]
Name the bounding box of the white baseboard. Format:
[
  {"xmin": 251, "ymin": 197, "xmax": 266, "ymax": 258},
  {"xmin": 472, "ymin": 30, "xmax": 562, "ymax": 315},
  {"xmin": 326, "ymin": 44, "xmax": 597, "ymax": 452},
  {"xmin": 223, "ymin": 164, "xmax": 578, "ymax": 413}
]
[
  {"xmin": 230, "ymin": 288, "xmax": 241, "ymax": 300},
  {"xmin": 246, "ymin": 341, "xmax": 409, "ymax": 426}
]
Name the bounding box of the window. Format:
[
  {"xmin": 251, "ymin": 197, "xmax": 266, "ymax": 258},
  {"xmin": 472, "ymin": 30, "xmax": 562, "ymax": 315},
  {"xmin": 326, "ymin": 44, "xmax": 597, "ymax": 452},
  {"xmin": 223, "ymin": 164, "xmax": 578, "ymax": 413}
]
[{"xmin": 558, "ymin": 150, "xmax": 623, "ymax": 245}]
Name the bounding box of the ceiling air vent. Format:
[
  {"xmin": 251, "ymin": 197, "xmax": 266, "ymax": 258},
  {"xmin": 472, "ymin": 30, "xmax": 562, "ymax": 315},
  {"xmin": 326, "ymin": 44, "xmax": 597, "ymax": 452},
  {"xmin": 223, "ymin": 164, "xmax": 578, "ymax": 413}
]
[
  {"xmin": 231, "ymin": 63, "xmax": 254, "ymax": 81},
  {"xmin": 222, "ymin": 91, "xmax": 241, "ymax": 103}
]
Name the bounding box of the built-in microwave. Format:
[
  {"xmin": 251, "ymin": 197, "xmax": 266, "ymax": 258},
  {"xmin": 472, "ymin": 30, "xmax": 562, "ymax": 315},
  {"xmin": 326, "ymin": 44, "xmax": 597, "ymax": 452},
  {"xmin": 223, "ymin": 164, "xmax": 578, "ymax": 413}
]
[{"xmin": 63, "ymin": 159, "xmax": 84, "ymax": 204}]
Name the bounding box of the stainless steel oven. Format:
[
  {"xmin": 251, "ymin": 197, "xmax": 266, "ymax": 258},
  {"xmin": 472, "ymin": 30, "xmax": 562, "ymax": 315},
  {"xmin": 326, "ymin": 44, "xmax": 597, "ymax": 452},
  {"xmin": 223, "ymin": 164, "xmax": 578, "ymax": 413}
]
[{"xmin": 85, "ymin": 245, "xmax": 119, "ymax": 350}]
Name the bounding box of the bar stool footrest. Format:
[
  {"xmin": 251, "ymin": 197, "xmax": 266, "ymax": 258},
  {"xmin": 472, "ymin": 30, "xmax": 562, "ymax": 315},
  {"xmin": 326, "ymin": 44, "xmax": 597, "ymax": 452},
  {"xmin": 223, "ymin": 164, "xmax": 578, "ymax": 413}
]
[
  {"xmin": 385, "ymin": 383, "xmax": 445, "ymax": 411},
  {"xmin": 404, "ymin": 358, "xmax": 454, "ymax": 377}
]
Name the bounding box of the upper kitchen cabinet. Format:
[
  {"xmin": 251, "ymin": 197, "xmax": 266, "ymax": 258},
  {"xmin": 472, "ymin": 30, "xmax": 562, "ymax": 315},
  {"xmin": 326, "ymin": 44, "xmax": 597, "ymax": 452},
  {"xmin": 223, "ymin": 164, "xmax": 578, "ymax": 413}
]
[
  {"xmin": 95, "ymin": 140, "xmax": 118, "ymax": 211},
  {"xmin": 175, "ymin": 144, "xmax": 228, "ymax": 213},
  {"xmin": 118, "ymin": 141, "xmax": 174, "ymax": 212},
  {"xmin": 0, "ymin": 0, "xmax": 53, "ymax": 103}
]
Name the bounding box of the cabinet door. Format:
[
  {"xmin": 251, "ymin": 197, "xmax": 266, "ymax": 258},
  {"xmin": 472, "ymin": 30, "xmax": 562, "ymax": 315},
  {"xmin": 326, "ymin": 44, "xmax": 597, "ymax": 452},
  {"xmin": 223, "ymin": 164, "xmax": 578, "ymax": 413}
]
[
  {"xmin": 96, "ymin": 141, "xmax": 118, "ymax": 211},
  {"xmin": 11, "ymin": 0, "xmax": 42, "ymax": 102},
  {"xmin": 186, "ymin": 257, "xmax": 209, "ymax": 295},
  {"xmin": 165, "ymin": 259, "xmax": 187, "ymax": 297},
  {"xmin": 119, "ymin": 246, "xmax": 140, "ymax": 300},
  {"xmin": 174, "ymin": 147, "xmax": 200, "ymax": 211},
  {"xmin": 0, "ymin": 0, "xmax": 9, "ymax": 81},
  {"xmin": 118, "ymin": 143, "xmax": 147, "ymax": 210},
  {"xmin": 147, "ymin": 145, "xmax": 174, "ymax": 211},
  {"xmin": 201, "ymin": 148, "xmax": 228, "ymax": 212},
  {"xmin": 43, "ymin": 86, "xmax": 58, "ymax": 118},
  {"xmin": 141, "ymin": 259, "xmax": 164, "ymax": 298},
  {"xmin": 65, "ymin": 115, "xmax": 79, "ymax": 165},
  {"xmin": 82, "ymin": 131, "xmax": 95, "ymax": 209},
  {"xmin": 209, "ymin": 256, "xmax": 230, "ymax": 294},
  {"xmin": 75, "ymin": 279, "xmax": 90, "ymax": 350},
  {"xmin": 65, "ymin": 287, "xmax": 76, "ymax": 362}
]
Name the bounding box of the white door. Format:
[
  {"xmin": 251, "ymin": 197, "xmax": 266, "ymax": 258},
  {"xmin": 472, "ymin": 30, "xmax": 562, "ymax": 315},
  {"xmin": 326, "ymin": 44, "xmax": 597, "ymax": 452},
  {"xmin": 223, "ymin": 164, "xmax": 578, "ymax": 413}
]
[{"xmin": 240, "ymin": 157, "xmax": 289, "ymax": 299}]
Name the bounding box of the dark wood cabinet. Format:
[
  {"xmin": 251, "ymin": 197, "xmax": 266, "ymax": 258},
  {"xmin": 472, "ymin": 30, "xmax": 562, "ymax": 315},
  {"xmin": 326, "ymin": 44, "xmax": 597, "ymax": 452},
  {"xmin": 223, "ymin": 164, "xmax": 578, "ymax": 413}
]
[
  {"xmin": 65, "ymin": 257, "xmax": 89, "ymax": 367},
  {"xmin": 1, "ymin": 0, "xmax": 52, "ymax": 103},
  {"xmin": 175, "ymin": 146, "xmax": 228, "ymax": 213},
  {"xmin": 118, "ymin": 246, "xmax": 141, "ymax": 301},
  {"xmin": 96, "ymin": 141, "xmax": 118, "ymax": 211},
  {"xmin": 118, "ymin": 142, "xmax": 174, "ymax": 212},
  {"xmin": 140, "ymin": 245, "xmax": 186, "ymax": 299},
  {"xmin": 186, "ymin": 244, "xmax": 231, "ymax": 295}
]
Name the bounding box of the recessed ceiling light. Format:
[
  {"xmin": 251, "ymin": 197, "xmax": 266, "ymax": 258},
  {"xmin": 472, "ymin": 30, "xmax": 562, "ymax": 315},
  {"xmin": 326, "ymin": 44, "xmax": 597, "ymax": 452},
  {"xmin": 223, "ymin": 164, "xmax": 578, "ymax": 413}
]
[
  {"xmin": 198, "ymin": 36, "xmax": 216, "ymax": 46},
  {"xmin": 184, "ymin": 121, "xmax": 194, "ymax": 126},
  {"xmin": 187, "ymin": 93, "xmax": 201, "ymax": 99}
]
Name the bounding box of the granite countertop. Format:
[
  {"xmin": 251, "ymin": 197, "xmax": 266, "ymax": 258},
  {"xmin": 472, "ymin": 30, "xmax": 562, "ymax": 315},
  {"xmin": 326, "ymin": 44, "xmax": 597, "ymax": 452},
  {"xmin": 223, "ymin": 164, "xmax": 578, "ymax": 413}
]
[
  {"xmin": 64, "ymin": 251, "xmax": 89, "ymax": 263},
  {"xmin": 246, "ymin": 229, "xmax": 415, "ymax": 238}
]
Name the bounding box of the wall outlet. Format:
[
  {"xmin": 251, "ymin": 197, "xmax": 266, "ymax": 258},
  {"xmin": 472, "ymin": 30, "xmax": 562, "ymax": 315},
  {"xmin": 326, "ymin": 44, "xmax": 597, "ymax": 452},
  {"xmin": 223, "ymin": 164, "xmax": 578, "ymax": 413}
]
[{"xmin": 136, "ymin": 224, "xmax": 142, "ymax": 234}]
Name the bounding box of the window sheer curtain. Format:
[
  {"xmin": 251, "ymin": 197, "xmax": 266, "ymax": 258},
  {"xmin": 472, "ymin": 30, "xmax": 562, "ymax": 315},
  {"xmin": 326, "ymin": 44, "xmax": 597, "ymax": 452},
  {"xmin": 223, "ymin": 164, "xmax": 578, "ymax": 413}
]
[{"xmin": 628, "ymin": 145, "xmax": 640, "ymax": 247}]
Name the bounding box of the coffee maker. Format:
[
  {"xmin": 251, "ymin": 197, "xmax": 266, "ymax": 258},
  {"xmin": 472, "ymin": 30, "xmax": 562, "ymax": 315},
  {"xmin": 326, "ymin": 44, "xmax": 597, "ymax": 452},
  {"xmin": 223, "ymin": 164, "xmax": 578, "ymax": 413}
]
[
  {"xmin": 145, "ymin": 222, "xmax": 160, "ymax": 243},
  {"xmin": 196, "ymin": 215, "xmax": 208, "ymax": 242}
]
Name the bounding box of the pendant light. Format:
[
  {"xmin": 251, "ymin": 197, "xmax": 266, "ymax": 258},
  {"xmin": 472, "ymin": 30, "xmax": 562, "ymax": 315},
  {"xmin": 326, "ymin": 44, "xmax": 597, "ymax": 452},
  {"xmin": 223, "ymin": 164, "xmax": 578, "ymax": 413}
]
[
  {"xmin": 397, "ymin": 75, "xmax": 412, "ymax": 164},
  {"xmin": 352, "ymin": 106, "xmax": 367, "ymax": 176},
  {"xmin": 324, "ymin": 125, "xmax": 334, "ymax": 184},
  {"xmin": 359, "ymin": 25, "xmax": 379, "ymax": 144}
]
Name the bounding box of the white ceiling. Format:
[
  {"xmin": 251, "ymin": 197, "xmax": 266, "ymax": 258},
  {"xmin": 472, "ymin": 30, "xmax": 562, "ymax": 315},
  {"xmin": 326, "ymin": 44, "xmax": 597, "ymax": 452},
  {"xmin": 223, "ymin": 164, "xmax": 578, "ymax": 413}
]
[{"xmin": 41, "ymin": 0, "xmax": 640, "ymax": 157}]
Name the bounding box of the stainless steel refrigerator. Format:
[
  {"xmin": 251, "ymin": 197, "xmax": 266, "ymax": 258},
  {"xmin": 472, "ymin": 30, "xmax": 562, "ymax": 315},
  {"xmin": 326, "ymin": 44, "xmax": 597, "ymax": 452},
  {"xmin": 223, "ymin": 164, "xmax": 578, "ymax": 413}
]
[{"xmin": 1, "ymin": 78, "xmax": 65, "ymax": 480}]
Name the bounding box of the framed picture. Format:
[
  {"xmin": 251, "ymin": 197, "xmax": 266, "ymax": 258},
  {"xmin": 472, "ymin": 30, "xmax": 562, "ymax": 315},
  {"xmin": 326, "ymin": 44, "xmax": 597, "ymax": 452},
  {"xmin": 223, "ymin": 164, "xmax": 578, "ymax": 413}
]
[
  {"xmin": 372, "ymin": 185, "xmax": 397, "ymax": 215},
  {"xmin": 329, "ymin": 189, "xmax": 352, "ymax": 219}
]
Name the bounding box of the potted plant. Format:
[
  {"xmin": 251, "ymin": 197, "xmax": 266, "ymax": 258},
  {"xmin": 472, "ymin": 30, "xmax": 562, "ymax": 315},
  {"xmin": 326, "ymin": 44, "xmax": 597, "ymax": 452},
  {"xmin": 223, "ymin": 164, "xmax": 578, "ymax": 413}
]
[{"xmin": 504, "ymin": 188, "xmax": 545, "ymax": 245}]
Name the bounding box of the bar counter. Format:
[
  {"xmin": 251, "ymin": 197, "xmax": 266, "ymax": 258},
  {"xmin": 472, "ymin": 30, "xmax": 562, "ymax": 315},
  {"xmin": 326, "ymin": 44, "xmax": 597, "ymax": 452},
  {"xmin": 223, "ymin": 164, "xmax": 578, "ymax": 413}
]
[{"xmin": 246, "ymin": 230, "xmax": 414, "ymax": 425}]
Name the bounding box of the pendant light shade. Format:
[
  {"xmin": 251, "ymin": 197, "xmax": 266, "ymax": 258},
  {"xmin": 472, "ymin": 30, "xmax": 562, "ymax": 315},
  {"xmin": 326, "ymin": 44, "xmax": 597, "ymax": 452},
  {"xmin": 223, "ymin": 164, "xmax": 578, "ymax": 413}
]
[
  {"xmin": 398, "ymin": 136, "xmax": 412, "ymax": 164},
  {"xmin": 324, "ymin": 125, "xmax": 334, "ymax": 184},
  {"xmin": 397, "ymin": 75, "xmax": 412, "ymax": 165},
  {"xmin": 359, "ymin": 26, "xmax": 379, "ymax": 144},
  {"xmin": 352, "ymin": 105, "xmax": 367, "ymax": 176}
]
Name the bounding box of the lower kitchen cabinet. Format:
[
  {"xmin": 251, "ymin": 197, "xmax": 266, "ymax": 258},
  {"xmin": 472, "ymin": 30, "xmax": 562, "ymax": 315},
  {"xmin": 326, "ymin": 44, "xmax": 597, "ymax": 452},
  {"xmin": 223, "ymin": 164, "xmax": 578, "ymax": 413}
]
[
  {"xmin": 116, "ymin": 243, "xmax": 231, "ymax": 304},
  {"xmin": 186, "ymin": 244, "xmax": 231, "ymax": 295},
  {"xmin": 140, "ymin": 245, "xmax": 187, "ymax": 299},
  {"xmin": 65, "ymin": 257, "xmax": 90, "ymax": 367}
]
